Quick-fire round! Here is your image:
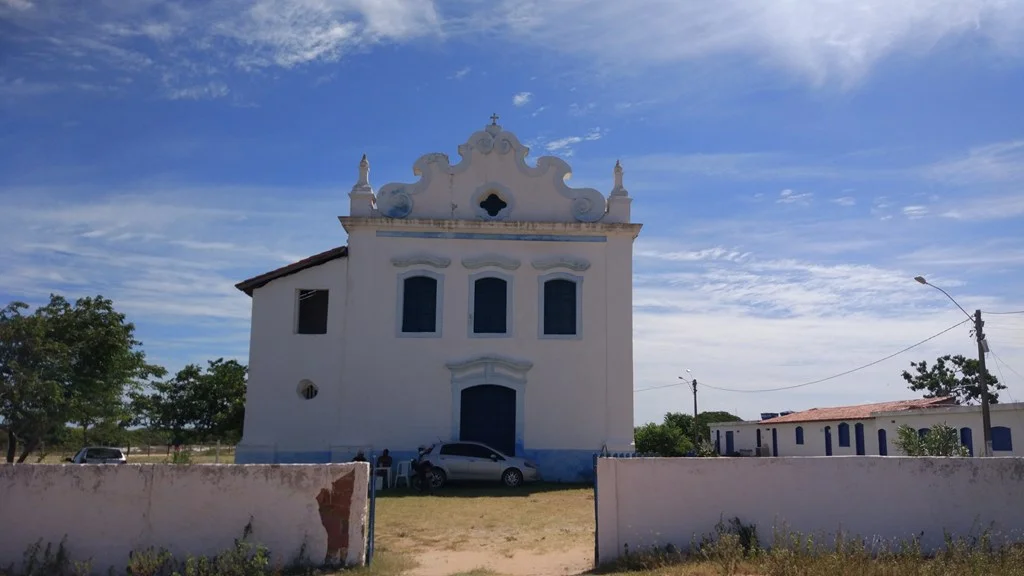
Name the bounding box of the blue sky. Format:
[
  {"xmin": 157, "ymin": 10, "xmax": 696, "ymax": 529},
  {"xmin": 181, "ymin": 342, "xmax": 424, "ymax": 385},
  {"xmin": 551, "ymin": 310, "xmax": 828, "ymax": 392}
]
[{"xmin": 2, "ymin": 0, "xmax": 1023, "ymax": 424}]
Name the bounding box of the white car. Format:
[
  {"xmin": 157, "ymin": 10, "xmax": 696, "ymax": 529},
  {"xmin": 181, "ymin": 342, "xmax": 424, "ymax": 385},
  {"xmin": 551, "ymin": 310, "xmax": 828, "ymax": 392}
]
[
  {"xmin": 418, "ymin": 441, "xmax": 540, "ymax": 488},
  {"xmin": 66, "ymin": 446, "xmax": 127, "ymax": 464}
]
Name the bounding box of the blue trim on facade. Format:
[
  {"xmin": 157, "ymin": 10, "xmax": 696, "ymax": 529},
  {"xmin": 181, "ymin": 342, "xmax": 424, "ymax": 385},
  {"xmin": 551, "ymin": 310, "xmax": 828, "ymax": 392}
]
[
  {"xmin": 235, "ymin": 446, "xmax": 598, "ymax": 483},
  {"xmin": 376, "ymin": 230, "xmax": 607, "ymax": 243}
]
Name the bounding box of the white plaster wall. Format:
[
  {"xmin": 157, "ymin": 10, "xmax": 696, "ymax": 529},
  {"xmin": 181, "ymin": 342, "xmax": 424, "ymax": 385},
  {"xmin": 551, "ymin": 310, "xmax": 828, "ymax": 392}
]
[
  {"xmin": 883, "ymin": 404, "xmax": 1024, "ymax": 456},
  {"xmin": 0, "ymin": 464, "xmax": 369, "ymax": 573},
  {"xmin": 709, "ymin": 422, "xmax": 760, "ymax": 455},
  {"xmin": 596, "ymin": 457, "xmax": 1024, "ymax": 564},
  {"xmin": 240, "ymin": 258, "xmax": 348, "ymax": 453},
  {"xmin": 338, "ymin": 222, "xmax": 637, "ymax": 453}
]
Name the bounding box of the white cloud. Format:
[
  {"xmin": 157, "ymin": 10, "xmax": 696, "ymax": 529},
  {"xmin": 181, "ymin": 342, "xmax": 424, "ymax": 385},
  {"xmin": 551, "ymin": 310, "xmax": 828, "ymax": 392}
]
[
  {"xmin": 450, "ymin": 66, "xmax": 471, "ymax": 79},
  {"xmin": 923, "ymin": 140, "xmax": 1024, "ymax": 184},
  {"xmin": 485, "ymin": 0, "xmax": 1024, "ymax": 87},
  {"xmin": 902, "ymin": 205, "xmax": 929, "ymax": 219},
  {"xmin": 165, "ymin": 82, "xmax": 230, "ymax": 100},
  {"xmin": 776, "ymin": 189, "xmax": 813, "ymax": 204},
  {"xmin": 544, "ymin": 128, "xmax": 603, "ymax": 155},
  {"xmin": 833, "ymin": 196, "xmax": 856, "ymax": 207},
  {"xmin": 941, "ymin": 194, "xmax": 1024, "ymax": 221},
  {"xmin": 512, "ymin": 91, "xmax": 532, "ymax": 106}
]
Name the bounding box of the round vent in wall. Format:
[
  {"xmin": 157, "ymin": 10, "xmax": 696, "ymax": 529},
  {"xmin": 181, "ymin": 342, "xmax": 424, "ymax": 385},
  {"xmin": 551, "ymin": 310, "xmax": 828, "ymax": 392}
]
[{"xmin": 298, "ymin": 379, "xmax": 319, "ymax": 400}]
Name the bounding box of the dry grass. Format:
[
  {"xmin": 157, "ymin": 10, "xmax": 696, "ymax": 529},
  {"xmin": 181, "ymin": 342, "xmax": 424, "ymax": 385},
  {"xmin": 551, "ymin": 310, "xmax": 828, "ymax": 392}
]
[{"xmin": 373, "ymin": 484, "xmax": 594, "ymax": 559}]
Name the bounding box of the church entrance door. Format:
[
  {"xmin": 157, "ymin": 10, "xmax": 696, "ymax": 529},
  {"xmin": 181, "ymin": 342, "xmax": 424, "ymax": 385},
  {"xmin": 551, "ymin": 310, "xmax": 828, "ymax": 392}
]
[{"xmin": 460, "ymin": 384, "xmax": 516, "ymax": 456}]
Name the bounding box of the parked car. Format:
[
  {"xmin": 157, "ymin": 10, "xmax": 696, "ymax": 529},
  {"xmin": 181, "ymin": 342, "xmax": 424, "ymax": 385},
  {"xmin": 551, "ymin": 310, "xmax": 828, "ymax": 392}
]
[
  {"xmin": 66, "ymin": 446, "xmax": 127, "ymax": 464},
  {"xmin": 416, "ymin": 441, "xmax": 539, "ymax": 488}
]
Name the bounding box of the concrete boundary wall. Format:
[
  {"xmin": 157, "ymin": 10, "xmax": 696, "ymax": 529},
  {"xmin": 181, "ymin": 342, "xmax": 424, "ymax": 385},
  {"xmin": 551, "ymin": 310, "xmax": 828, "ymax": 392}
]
[
  {"xmin": 0, "ymin": 464, "xmax": 370, "ymax": 573},
  {"xmin": 596, "ymin": 457, "xmax": 1024, "ymax": 564}
]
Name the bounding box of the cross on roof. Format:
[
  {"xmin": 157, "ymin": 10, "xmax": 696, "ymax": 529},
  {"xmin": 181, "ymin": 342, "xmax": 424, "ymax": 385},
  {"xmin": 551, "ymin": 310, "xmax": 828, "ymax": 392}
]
[{"xmin": 490, "ymin": 113, "xmax": 499, "ymax": 125}]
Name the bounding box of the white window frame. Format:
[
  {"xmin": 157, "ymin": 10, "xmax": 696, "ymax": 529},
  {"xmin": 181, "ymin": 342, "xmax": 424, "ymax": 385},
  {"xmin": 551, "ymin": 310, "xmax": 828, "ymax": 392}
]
[
  {"xmin": 396, "ymin": 269, "xmax": 444, "ymax": 338},
  {"xmin": 467, "ymin": 270, "xmax": 514, "ymax": 338},
  {"xmin": 537, "ymin": 271, "xmax": 583, "ymax": 340}
]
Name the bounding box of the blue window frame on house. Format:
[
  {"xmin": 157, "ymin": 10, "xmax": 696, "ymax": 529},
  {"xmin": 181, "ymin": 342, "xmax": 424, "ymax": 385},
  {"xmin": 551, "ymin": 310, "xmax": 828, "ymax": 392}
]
[
  {"xmin": 960, "ymin": 427, "xmax": 974, "ymax": 456},
  {"xmin": 992, "ymin": 426, "xmax": 1013, "ymax": 452},
  {"xmin": 838, "ymin": 422, "xmax": 850, "ymax": 447},
  {"xmin": 795, "ymin": 426, "xmax": 804, "ymax": 445},
  {"xmin": 854, "ymin": 423, "xmax": 865, "ymax": 455},
  {"xmin": 878, "ymin": 429, "xmax": 888, "ymax": 456}
]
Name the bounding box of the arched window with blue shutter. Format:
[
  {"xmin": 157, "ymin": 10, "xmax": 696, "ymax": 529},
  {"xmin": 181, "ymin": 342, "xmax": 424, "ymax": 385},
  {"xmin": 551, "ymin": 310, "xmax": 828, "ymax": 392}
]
[
  {"xmin": 838, "ymin": 423, "xmax": 850, "ymax": 447},
  {"xmin": 795, "ymin": 426, "xmax": 804, "ymax": 445},
  {"xmin": 992, "ymin": 426, "xmax": 1013, "ymax": 452}
]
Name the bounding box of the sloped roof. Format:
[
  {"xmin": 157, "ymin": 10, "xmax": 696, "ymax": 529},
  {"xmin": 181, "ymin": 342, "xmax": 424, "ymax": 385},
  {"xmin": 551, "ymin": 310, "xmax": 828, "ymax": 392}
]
[
  {"xmin": 759, "ymin": 397, "xmax": 956, "ymax": 424},
  {"xmin": 235, "ymin": 246, "xmax": 348, "ymax": 296}
]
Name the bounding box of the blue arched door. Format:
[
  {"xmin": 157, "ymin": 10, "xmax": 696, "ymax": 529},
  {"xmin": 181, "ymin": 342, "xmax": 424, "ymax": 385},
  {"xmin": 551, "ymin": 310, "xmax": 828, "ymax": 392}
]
[
  {"xmin": 855, "ymin": 423, "xmax": 865, "ymax": 455},
  {"xmin": 825, "ymin": 426, "xmax": 833, "ymax": 456},
  {"xmin": 460, "ymin": 385, "xmax": 516, "ymax": 456}
]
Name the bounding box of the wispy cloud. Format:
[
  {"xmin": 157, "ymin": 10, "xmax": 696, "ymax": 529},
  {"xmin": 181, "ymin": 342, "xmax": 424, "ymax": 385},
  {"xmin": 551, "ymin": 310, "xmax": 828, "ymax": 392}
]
[
  {"xmin": 165, "ymin": 82, "xmax": 230, "ymax": 101},
  {"xmin": 512, "ymin": 91, "xmax": 532, "ymax": 106},
  {"xmin": 833, "ymin": 196, "xmax": 856, "ymax": 207},
  {"xmin": 776, "ymin": 189, "xmax": 813, "ymax": 204},
  {"xmin": 544, "ymin": 128, "xmax": 604, "ymax": 156},
  {"xmin": 449, "ymin": 66, "xmax": 471, "ymax": 79},
  {"xmin": 485, "ymin": 0, "xmax": 1024, "ymax": 87},
  {"xmin": 924, "ymin": 140, "xmax": 1024, "ymax": 184},
  {"xmin": 902, "ymin": 205, "xmax": 929, "ymax": 219}
]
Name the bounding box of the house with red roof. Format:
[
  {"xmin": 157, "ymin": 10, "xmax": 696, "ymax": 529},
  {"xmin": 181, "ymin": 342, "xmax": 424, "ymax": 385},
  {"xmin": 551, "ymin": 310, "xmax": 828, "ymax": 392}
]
[{"xmin": 709, "ymin": 397, "xmax": 1024, "ymax": 457}]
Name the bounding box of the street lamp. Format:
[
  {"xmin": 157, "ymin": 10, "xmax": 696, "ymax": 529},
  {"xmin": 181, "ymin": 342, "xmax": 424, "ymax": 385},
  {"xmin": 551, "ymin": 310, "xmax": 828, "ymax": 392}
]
[{"xmin": 914, "ymin": 276, "xmax": 992, "ymax": 456}]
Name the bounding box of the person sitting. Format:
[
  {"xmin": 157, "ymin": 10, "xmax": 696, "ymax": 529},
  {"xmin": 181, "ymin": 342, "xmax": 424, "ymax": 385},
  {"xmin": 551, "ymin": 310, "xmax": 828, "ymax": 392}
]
[
  {"xmin": 352, "ymin": 450, "xmax": 367, "ymax": 463},
  {"xmin": 376, "ymin": 449, "xmax": 393, "ymax": 489}
]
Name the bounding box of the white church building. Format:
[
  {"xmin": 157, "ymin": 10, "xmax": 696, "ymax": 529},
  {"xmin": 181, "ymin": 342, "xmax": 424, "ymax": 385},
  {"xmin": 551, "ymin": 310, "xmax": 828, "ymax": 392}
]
[{"xmin": 234, "ymin": 119, "xmax": 642, "ymax": 482}]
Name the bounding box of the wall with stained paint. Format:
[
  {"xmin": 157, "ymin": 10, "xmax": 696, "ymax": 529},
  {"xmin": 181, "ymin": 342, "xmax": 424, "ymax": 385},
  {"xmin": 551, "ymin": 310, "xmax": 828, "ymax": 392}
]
[
  {"xmin": 0, "ymin": 464, "xmax": 369, "ymax": 573},
  {"xmin": 596, "ymin": 457, "xmax": 1024, "ymax": 564},
  {"xmin": 236, "ymin": 121, "xmax": 641, "ymax": 482}
]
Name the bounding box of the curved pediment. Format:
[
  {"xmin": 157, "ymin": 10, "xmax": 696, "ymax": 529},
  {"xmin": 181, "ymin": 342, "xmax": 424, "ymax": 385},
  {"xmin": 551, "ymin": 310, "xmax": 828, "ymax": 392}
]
[
  {"xmin": 446, "ymin": 354, "xmax": 533, "ymax": 385},
  {"xmin": 373, "ymin": 121, "xmax": 612, "ymax": 223}
]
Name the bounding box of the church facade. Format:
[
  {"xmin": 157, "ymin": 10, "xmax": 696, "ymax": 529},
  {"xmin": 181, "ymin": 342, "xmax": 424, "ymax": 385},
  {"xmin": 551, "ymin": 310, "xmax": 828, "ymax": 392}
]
[{"xmin": 234, "ymin": 120, "xmax": 642, "ymax": 482}]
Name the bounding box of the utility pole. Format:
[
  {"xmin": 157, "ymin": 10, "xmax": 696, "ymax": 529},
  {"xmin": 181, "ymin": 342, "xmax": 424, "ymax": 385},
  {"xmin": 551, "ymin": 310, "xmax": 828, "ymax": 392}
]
[
  {"xmin": 690, "ymin": 379, "xmax": 699, "ymax": 449},
  {"xmin": 975, "ymin": 309, "xmax": 993, "ymax": 457}
]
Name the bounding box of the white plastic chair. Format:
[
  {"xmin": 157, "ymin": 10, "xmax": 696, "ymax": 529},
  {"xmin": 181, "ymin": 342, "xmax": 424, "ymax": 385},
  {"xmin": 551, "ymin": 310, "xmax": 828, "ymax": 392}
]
[{"xmin": 394, "ymin": 460, "xmax": 411, "ymax": 488}]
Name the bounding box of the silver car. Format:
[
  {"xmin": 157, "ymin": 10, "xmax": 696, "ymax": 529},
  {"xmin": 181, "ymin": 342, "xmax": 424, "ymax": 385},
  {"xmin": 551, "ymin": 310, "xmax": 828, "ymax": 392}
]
[
  {"xmin": 419, "ymin": 441, "xmax": 540, "ymax": 488},
  {"xmin": 66, "ymin": 446, "xmax": 127, "ymax": 464}
]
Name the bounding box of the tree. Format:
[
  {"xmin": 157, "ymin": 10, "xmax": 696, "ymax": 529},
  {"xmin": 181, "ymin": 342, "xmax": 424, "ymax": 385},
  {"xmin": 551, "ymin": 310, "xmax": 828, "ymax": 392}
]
[
  {"xmin": 634, "ymin": 422, "xmax": 693, "ymax": 456},
  {"xmin": 138, "ymin": 358, "xmax": 247, "ymax": 445},
  {"xmin": 0, "ymin": 295, "xmax": 162, "ymax": 462},
  {"xmin": 892, "ymin": 423, "xmax": 969, "ymax": 457},
  {"xmin": 902, "ymin": 355, "xmax": 1004, "ymax": 405},
  {"xmin": 635, "ymin": 411, "xmax": 743, "ymax": 456}
]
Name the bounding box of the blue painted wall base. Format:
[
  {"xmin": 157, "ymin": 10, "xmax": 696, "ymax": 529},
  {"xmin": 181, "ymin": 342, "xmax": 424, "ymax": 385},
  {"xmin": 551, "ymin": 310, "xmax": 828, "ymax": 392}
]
[{"xmin": 235, "ymin": 446, "xmax": 601, "ymax": 483}]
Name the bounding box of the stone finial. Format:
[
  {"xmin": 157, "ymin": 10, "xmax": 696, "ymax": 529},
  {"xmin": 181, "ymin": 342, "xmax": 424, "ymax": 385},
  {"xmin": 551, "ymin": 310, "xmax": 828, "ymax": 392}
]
[
  {"xmin": 611, "ymin": 159, "xmax": 628, "ymax": 197},
  {"xmin": 351, "ymin": 153, "xmax": 372, "ymax": 194}
]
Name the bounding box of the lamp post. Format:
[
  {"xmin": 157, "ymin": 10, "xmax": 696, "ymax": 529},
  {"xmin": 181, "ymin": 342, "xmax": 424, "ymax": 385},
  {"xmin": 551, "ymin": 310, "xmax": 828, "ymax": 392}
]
[
  {"xmin": 914, "ymin": 276, "xmax": 992, "ymax": 456},
  {"xmin": 679, "ymin": 369, "xmax": 698, "ymax": 449}
]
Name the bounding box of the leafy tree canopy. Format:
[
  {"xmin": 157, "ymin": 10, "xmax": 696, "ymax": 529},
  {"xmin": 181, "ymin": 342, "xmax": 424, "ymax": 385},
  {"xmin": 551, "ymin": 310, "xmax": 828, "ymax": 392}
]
[
  {"xmin": 902, "ymin": 354, "xmax": 1004, "ymax": 405},
  {"xmin": 892, "ymin": 423, "xmax": 969, "ymax": 457},
  {"xmin": 634, "ymin": 411, "xmax": 742, "ymax": 457}
]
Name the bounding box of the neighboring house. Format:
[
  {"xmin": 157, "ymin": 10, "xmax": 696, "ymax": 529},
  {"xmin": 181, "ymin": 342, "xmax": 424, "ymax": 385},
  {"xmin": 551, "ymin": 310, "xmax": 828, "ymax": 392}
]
[
  {"xmin": 710, "ymin": 398, "xmax": 1024, "ymax": 457},
  {"xmin": 232, "ymin": 119, "xmax": 642, "ymax": 482}
]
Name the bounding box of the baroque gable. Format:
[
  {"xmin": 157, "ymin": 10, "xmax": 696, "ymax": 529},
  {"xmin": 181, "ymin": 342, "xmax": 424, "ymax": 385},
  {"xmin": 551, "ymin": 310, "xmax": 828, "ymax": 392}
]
[{"xmin": 350, "ymin": 119, "xmax": 632, "ymax": 224}]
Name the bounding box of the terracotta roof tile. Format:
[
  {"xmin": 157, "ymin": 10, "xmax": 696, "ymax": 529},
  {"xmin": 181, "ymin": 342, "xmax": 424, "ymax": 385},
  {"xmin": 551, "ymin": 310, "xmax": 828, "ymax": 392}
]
[
  {"xmin": 235, "ymin": 246, "xmax": 348, "ymax": 296},
  {"xmin": 759, "ymin": 397, "xmax": 956, "ymax": 424}
]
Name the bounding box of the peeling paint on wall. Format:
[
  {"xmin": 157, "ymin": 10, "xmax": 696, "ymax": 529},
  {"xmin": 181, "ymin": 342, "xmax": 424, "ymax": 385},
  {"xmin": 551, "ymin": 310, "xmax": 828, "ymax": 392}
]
[{"xmin": 0, "ymin": 463, "xmax": 370, "ymax": 573}]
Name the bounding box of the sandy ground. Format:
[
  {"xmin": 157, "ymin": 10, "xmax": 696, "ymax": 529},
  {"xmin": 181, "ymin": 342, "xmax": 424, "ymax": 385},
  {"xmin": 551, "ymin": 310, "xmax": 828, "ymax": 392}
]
[{"xmin": 409, "ymin": 548, "xmax": 592, "ymax": 576}]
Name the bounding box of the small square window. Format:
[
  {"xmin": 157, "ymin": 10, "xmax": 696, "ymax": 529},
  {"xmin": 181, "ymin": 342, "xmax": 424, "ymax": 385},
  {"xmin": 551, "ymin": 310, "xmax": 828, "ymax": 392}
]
[{"xmin": 297, "ymin": 289, "xmax": 329, "ymax": 334}]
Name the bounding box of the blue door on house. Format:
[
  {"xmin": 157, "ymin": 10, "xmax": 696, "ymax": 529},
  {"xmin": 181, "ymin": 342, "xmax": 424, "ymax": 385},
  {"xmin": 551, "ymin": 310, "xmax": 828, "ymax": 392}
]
[
  {"xmin": 878, "ymin": 429, "xmax": 888, "ymax": 456},
  {"xmin": 715, "ymin": 430, "xmax": 721, "ymax": 454},
  {"xmin": 825, "ymin": 426, "xmax": 833, "ymax": 456},
  {"xmin": 771, "ymin": 428, "xmax": 778, "ymax": 457},
  {"xmin": 460, "ymin": 385, "xmax": 516, "ymax": 456},
  {"xmin": 725, "ymin": 431, "xmax": 735, "ymax": 454},
  {"xmin": 960, "ymin": 427, "xmax": 974, "ymax": 456},
  {"xmin": 855, "ymin": 423, "xmax": 865, "ymax": 455}
]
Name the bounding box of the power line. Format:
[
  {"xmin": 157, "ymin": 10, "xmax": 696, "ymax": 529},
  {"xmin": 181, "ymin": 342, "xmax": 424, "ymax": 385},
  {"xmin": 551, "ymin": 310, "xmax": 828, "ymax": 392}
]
[
  {"xmin": 634, "ymin": 319, "xmax": 970, "ymax": 394},
  {"xmin": 990, "ymin": 349, "xmax": 1024, "ymax": 383}
]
